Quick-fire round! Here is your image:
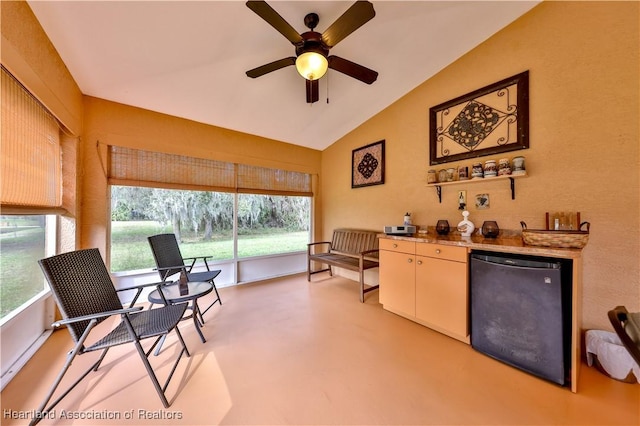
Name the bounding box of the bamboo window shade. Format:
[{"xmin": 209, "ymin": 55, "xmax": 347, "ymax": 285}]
[
  {"xmin": 1, "ymin": 66, "xmax": 62, "ymax": 208},
  {"xmin": 108, "ymin": 146, "xmax": 312, "ymax": 196}
]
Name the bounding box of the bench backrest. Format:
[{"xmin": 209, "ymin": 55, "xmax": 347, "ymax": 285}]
[{"xmin": 331, "ymin": 229, "xmax": 379, "ymax": 256}]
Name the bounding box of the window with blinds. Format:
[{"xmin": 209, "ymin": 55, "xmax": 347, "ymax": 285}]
[
  {"xmin": 1, "ymin": 66, "xmax": 62, "ymax": 208},
  {"xmin": 108, "ymin": 145, "xmax": 312, "ymax": 196}
]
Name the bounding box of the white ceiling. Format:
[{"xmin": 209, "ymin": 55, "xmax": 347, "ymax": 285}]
[{"xmin": 27, "ymin": 1, "xmax": 539, "ymax": 151}]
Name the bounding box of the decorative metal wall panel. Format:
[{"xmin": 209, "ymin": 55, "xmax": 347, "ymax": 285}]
[{"xmin": 429, "ymin": 71, "xmax": 529, "ymax": 165}]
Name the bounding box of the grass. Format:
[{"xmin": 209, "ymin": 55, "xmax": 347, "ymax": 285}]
[
  {"xmin": 0, "ymin": 220, "xmax": 309, "ymax": 318},
  {"xmin": 0, "ymin": 226, "xmax": 47, "ymax": 318},
  {"xmin": 110, "ymin": 221, "xmax": 309, "ymax": 272}
]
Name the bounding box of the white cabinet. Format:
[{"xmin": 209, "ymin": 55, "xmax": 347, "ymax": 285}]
[{"xmin": 380, "ymin": 239, "xmax": 469, "ymax": 343}]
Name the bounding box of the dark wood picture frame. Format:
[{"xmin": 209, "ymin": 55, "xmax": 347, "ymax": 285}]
[
  {"xmin": 429, "ymin": 71, "xmax": 529, "ymax": 165},
  {"xmin": 352, "ymin": 140, "xmax": 385, "ymax": 188}
]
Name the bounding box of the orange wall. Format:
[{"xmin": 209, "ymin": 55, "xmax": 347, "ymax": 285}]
[
  {"xmin": 3, "ymin": 1, "xmax": 638, "ymax": 331},
  {"xmin": 81, "ymin": 97, "xmax": 322, "ymax": 257},
  {"xmin": 320, "ymin": 1, "xmax": 639, "ymax": 330},
  {"xmin": 0, "ymin": 1, "xmax": 83, "ymax": 135}
]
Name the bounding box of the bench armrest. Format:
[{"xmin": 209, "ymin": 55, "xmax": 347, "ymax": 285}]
[
  {"xmin": 308, "ymin": 241, "xmax": 332, "ymax": 254},
  {"xmin": 360, "ymin": 248, "xmax": 379, "ymax": 256}
]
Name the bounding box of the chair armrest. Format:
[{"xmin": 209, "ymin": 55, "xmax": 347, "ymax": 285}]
[
  {"xmin": 154, "ymin": 264, "xmax": 189, "ymax": 280},
  {"xmin": 52, "ymin": 306, "xmax": 143, "ymax": 328},
  {"xmin": 182, "ymin": 256, "xmax": 213, "ymax": 262},
  {"xmin": 155, "ymin": 265, "xmax": 188, "ymax": 272},
  {"xmin": 116, "ymin": 281, "xmax": 165, "ymax": 292},
  {"xmin": 183, "ymin": 255, "xmax": 214, "ymax": 271},
  {"xmin": 117, "ymin": 281, "xmax": 165, "ymax": 307}
]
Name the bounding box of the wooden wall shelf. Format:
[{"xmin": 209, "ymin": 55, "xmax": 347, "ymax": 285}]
[{"xmin": 427, "ymin": 172, "xmax": 528, "ymax": 203}]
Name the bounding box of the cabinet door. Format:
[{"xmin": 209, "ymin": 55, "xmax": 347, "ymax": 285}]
[
  {"xmin": 415, "ymin": 256, "xmax": 468, "ymax": 338},
  {"xmin": 380, "ymin": 250, "xmax": 416, "ymax": 317}
]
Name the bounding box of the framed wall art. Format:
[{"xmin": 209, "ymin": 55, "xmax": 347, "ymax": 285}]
[
  {"xmin": 429, "ymin": 71, "xmax": 529, "ymax": 165},
  {"xmin": 352, "ymin": 140, "xmax": 385, "ymax": 188}
]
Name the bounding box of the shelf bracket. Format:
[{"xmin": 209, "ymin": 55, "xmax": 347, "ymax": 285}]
[
  {"xmin": 509, "ymin": 177, "xmax": 515, "ymax": 200},
  {"xmin": 435, "ymin": 185, "xmax": 442, "ymax": 203}
]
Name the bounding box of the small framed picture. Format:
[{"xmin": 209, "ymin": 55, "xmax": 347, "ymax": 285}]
[
  {"xmin": 475, "ymin": 193, "xmax": 490, "ymax": 209},
  {"xmin": 352, "ymin": 140, "xmax": 385, "ymax": 188}
]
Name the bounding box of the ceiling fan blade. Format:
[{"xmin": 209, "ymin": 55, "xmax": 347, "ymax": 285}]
[
  {"xmin": 321, "ymin": 1, "xmax": 375, "ymax": 48},
  {"xmin": 328, "ymin": 56, "xmax": 378, "ymax": 84},
  {"xmin": 246, "ymin": 57, "xmax": 296, "ymax": 78},
  {"xmin": 246, "ymin": 1, "xmax": 303, "ymax": 45},
  {"xmin": 306, "ymin": 79, "xmax": 319, "ymax": 104}
]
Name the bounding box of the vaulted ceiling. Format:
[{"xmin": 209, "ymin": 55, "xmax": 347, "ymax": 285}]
[{"xmin": 28, "ymin": 1, "xmax": 539, "ymax": 150}]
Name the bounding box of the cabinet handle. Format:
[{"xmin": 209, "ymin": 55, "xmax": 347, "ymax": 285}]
[
  {"xmin": 407, "ymin": 258, "xmax": 413, "ymax": 263},
  {"xmin": 417, "ymin": 260, "xmax": 422, "ymax": 265},
  {"xmin": 393, "ymin": 244, "xmax": 398, "ymax": 248},
  {"xmin": 435, "ymin": 249, "xmax": 441, "ymax": 254}
]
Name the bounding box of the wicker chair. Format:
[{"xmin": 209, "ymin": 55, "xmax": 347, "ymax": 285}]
[
  {"xmin": 608, "ymin": 306, "xmax": 640, "ymax": 367},
  {"xmin": 148, "ymin": 233, "xmax": 222, "ymax": 321},
  {"xmin": 33, "ymin": 249, "xmax": 190, "ymax": 425}
]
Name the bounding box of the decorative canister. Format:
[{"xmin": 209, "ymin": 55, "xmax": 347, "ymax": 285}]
[
  {"xmin": 427, "ymin": 169, "xmax": 437, "ymax": 184},
  {"xmin": 484, "ymin": 160, "xmax": 497, "ymax": 177},
  {"xmin": 445, "ymin": 168, "xmax": 456, "ymax": 182},
  {"xmin": 512, "ymin": 156, "xmax": 526, "ymax": 174},
  {"xmin": 438, "ymin": 169, "xmax": 447, "ymax": 183},
  {"xmin": 458, "ymin": 165, "xmax": 469, "ymax": 180},
  {"xmin": 498, "ymin": 158, "xmax": 511, "ymax": 176},
  {"xmin": 471, "ymin": 162, "xmax": 484, "ymax": 178}
]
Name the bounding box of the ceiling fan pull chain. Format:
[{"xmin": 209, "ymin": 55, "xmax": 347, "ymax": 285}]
[{"xmin": 326, "ymin": 71, "xmax": 330, "ymax": 104}]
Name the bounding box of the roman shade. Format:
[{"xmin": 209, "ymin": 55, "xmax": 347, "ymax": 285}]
[
  {"xmin": 108, "ymin": 145, "xmax": 312, "ymax": 196},
  {"xmin": 1, "ymin": 66, "xmax": 62, "ymax": 209}
]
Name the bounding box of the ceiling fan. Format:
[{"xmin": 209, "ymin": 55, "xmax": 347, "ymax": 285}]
[{"xmin": 245, "ymin": 0, "xmax": 379, "ymax": 104}]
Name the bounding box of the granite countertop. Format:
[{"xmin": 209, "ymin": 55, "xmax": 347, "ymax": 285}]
[{"xmin": 378, "ymin": 228, "xmax": 583, "ymax": 259}]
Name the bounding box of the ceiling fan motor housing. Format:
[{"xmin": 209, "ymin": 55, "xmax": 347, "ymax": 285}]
[{"xmin": 296, "ymin": 31, "xmax": 329, "ymax": 58}]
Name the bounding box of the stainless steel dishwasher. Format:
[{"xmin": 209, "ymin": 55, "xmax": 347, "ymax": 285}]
[{"xmin": 470, "ymin": 251, "xmax": 572, "ymax": 386}]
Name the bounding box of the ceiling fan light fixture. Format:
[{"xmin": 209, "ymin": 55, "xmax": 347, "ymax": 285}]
[{"xmin": 295, "ymin": 51, "xmax": 328, "ymax": 81}]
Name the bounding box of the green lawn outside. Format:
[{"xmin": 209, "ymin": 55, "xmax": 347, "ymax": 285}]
[
  {"xmin": 110, "ymin": 221, "xmax": 309, "ymax": 272},
  {"xmin": 0, "ymin": 226, "xmax": 47, "ymax": 318},
  {"xmin": 0, "ymin": 220, "xmax": 309, "ymax": 318}
]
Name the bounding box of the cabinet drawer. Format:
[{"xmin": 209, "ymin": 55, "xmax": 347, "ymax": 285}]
[
  {"xmin": 380, "ymin": 238, "xmax": 415, "ymax": 254},
  {"xmin": 416, "ymin": 243, "xmax": 467, "ymax": 262}
]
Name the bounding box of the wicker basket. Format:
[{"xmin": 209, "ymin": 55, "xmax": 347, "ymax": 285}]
[{"xmin": 520, "ymin": 221, "xmax": 590, "ymax": 249}]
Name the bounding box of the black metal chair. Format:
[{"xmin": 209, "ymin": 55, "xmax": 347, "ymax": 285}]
[
  {"xmin": 33, "ymin": 249, "xmax": 190, "ymax": 426},
  {"xmin": 148, "ymin": 233, "xmax": 222, "ymax": 322},
  {"xmin": 608, "ymin": 305, "xmax": 640, "ymax": 367}
]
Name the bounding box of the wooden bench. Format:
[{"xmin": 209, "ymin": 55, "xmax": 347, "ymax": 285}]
[{"xmin": 307, "ymin": 229, "xmax": 380, "ymax": 302}]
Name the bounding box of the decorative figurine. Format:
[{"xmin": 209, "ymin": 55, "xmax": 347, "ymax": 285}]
[{"xmin": 457, "ymin": 210, "xmax": 475, "ymax": 237}]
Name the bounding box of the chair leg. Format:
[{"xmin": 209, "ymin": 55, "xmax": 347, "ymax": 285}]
[
  {"xmin": 200, "ymin": 281, "xmax": 222, "ymax": 317},
  {"xmin": 30, "ymin": 321, "xmax": 101, "ymax": 426},
  {"xmin": 130, "ymin": 326, "xmax": 190, "ymax": 408},
  {"xmin": 132, "ymin": 339, "xmax": 171, "ymax": 408}
]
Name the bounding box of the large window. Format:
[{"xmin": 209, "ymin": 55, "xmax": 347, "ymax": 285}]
[
  {"xmin": 0, "ymin": 66, "xmax": 63, "ymax": 321},
  {"xmin": 110, "ymin": 186, "xmax": 310, "ymax": 272},
  {"xmin": 0, "ymin": 215, "xmax": 55, "ymax": 320},
  {"xmin": 237, "ymin": 194, "xmax": 310, "ymax": 257}
]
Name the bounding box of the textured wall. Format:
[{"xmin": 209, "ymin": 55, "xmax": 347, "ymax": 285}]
[
  {"xmin": 81, "ymin": 97, "xmax": 322, "ymax": 258},
  {"xmin": 320, "ymin": 1, "xmax": 639, "ymax": 331},
  {"xmin": 0, "ymin": 1, "xmax": 83, "ymax": 134}
]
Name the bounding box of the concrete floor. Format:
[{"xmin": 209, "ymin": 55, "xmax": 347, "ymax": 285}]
[{"xmin": 1, "ymin": 273, "xmax": 638, "ymax": 425}]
